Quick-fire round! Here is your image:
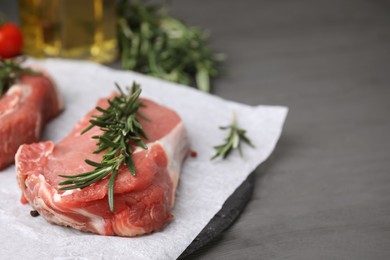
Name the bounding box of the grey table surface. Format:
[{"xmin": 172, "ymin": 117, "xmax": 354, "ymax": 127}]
[{"xmin": 1, "ymin": 0, "xmax": 390, "ymax": 259}]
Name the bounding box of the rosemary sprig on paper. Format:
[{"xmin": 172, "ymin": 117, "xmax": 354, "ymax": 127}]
[
  {"xmin": 59, "ymin": 82, "xmax": 148, "ymax": 212},
  {"xmin": 117, "ymin": 0, "xmax": 224, "ymax": 92},
  {"xmin": 0, "ymin": 57, "xmax": 40, "ymax": 97},
  {"xmin": 211, "ymin": 113, "xmax": 254, "ymax": 160}
]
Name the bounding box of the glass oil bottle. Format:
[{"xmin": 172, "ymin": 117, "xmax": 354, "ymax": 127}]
[{"xmin": 19, "ymin": 0, "xmax": 117, "ymax": 63}]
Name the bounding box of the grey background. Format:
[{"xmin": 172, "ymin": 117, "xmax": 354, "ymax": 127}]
[{"xmin": 1, "ymin": 0, "xmax": 390, "ymax": 259}]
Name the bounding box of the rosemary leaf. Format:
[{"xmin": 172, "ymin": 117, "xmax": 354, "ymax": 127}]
[
  {"xmin": 59, "ymin": 82, "xmax": 148, "ymax": 212},
  {"xmin": 117, "ymin": 0, "xmax": 224, "ymax": 92},
  {"xmin": 211, "ymin": 113, "xmax": 254, "ymax": 160},
  {"xmin": 108, "ymin": 169, "xmax": 120, "ymax": 212},
  {"xmin": 0, "ymin": 57, "xmax": 41, "ymax": 97}
]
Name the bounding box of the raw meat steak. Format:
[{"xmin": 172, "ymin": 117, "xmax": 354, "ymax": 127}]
[
  {"xmin": 0, "ymin": 71, "xmax": 63, "ymax": 170},
  {"xmin": 16, "ymin": 94, "xmax": 189, "ymax": 236}
]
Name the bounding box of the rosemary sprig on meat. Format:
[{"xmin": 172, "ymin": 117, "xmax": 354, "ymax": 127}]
[
  {"xmin": 59, "ymin": 82, "xmax": 148, "ymax": 212},
  {"xmin": 0, "ymin": 57, "xmax": 41, "ymax": 97},
  {"xmin": 117, "ymin": 0, "xmax": 224, "ymax": 92},
  {"xmin": 211, "ymin": 113, "xmax": 254, "ymax": 160}
]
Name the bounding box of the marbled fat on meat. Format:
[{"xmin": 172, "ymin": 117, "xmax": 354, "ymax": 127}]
[
  {"xmin": 0, "ymin": 72, "xmax": 63, "ymax": 170},
  {"xmin": 15, "ymin": 95, "xmax": 189, "ymax": 236}
]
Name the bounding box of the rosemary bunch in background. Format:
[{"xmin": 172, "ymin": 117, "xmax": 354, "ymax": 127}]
[
  {"xmin": 0, "ymin": 58, "xmax": 40, "ymax": 97},
  {"xmin": 59, "ymin": 83, "xmax": 148, "ymax": 212},
  {"xmin": 117, "ymin": 0, "xmax": 224, "ymax": 92}
]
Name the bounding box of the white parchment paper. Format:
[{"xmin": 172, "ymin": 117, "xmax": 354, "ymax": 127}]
[{"xmin": 0, "ymin": 59, "xmax": 287, "ymax": 260}]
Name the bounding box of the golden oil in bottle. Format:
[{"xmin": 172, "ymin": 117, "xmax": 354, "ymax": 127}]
[{"xmin": 19, "ymin": 0, "xmax": 117, "ymax": 63}]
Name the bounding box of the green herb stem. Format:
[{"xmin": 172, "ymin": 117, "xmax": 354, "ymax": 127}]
[
  {"xmin": 117, "ymin": 0, "xmax": 224, "ymax": 92},
  {"xmin": 0, "ymin": 57, "xmax": 41, "ymax": 97},
  {"xmin": 211, "ymin": 112, "xmax": 254, "ymax": 160},
  {"xmin": 59, "ymin": 82, "xmax": 148, "ymax": 212}
]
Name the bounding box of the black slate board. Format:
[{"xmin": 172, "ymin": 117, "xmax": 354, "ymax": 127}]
[{"xmin": 178, "ymin": 173, "xmax": 255, "ymax": 259}]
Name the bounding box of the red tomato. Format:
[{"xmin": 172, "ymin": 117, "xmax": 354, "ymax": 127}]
[{"xmin": 0, "ymin": 22, "xmax": 23, "ymax": 58}]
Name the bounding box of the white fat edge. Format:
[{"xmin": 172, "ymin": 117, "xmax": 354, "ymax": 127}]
[
  {"xmin": 72, "ymin": 209, "xmax": 106, "ymax": 235},
  {"xmin": 32, "ymin": 174, "xmax": 89, "ymax": 232},
  {"xmin": 154, "ymin": 122, "xmax": 189, "ymax": 196},
  {"xmin": 62, "ymin": 189, "xmax": 77, "ymax": 196},
  {"xmin": 16, "ymin": 143, "xmax": 84, "ymax": 230},
  {"xmin": 113, "ymin": 220, "xmax": 146, "ymax": 237},
  {"xmin": 117, "ymin": 226, "xmax": 146, "ymax": 237},
  {"xmin": 32, "ymin": 197, "xmax": 81, "ymax": 229},
  {"xmin": 15, "ymin": 143, "xmax": 52, "ymax": 190},
  {"xmin": 15, "ymin": 146, "xmax": 26, "ymax": 190},
  {"xmin": 53, "ymin": 193, "xmax": 61, "ymax": 202},
  {"xmin": 0, "ymin": 84, "xmax": 31, "ymax": 119},
  {"xmin": 37, "ymin": 174, "xmax": 62, "ymax": 212},
  {"xmin": 53, "ymin": 188, "xmax": 79, "ymax": 202},
  {"xmin": 35, "ymin": 174, "xmax": 105, "ymax": 234},
  {"xmin": 33, "ymin": 198, "xmax": 89, "ymax": 233},
  {"xmin": 5, "ymin": 83, "xmax": 31, "ymax": 98},
  {"xmin": 30, "ymin": 175, "xmax": 83, "ymax": 229}
]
